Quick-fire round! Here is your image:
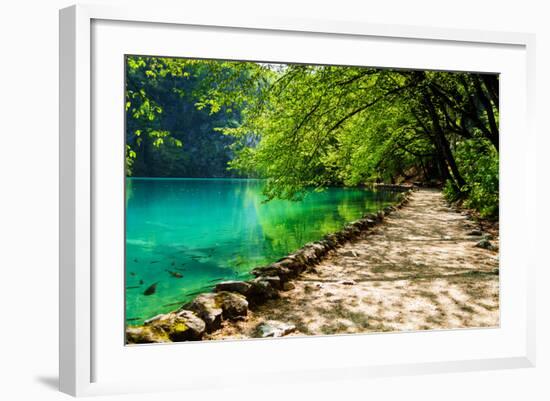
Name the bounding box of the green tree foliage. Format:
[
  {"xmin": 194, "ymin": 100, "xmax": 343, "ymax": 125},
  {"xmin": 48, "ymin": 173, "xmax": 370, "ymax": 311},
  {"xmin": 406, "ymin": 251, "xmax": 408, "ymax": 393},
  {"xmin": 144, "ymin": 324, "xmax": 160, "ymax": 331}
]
[
  {"xmin": 126, "ymin": 56, "xmax": 499, "ymax": 217},
  {"xmin": 224, "ymin": 65, "xmax": 499, "ymax": 216},
  {"xmin": 125, "ymin": 56, "xmax": 271, "ymax": 177},
  {"xmin": 443, "ymin": 138, "xmax": 499, "ymax": 217}
]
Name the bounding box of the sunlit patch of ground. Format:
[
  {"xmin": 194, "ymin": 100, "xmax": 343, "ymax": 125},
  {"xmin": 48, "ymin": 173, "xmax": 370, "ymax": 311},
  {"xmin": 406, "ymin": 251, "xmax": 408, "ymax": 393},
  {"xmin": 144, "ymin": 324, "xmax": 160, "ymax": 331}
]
[{"xmin": 205, "ymin": 189, "xmax": 499, "ymax": 340}]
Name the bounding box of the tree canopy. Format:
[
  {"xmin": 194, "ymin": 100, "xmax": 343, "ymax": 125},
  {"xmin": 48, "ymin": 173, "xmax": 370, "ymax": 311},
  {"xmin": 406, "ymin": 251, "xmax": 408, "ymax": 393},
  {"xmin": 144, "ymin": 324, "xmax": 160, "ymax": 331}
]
[
  {"xmin": 125, "ymin": 56, "xmax": 499, "ymax": 217},
  {"xmin": 125, "ymin": 56, "xmax": 270, "ymax": 177}
]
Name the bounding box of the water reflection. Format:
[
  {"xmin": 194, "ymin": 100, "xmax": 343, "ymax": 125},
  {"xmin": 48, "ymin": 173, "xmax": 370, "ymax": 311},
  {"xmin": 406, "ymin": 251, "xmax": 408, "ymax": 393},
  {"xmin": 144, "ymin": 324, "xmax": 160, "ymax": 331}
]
[{"xmin": 125, "ymin": 178, "xmax": 397, "ymax": 323}]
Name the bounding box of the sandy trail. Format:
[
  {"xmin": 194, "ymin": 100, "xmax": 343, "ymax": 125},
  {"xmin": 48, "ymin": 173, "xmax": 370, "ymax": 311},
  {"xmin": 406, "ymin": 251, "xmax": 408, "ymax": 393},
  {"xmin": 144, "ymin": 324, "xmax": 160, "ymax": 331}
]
[{"xmin": 205, "ymin": 189, "xmax": 499, "ymax": 340}]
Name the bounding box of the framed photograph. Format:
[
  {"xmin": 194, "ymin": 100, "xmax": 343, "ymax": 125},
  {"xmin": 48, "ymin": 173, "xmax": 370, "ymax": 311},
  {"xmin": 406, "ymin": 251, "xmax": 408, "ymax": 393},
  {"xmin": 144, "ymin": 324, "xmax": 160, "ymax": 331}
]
[{"xmin": 59, "ymin": 4, "xmax": 536, "ymax": 396}]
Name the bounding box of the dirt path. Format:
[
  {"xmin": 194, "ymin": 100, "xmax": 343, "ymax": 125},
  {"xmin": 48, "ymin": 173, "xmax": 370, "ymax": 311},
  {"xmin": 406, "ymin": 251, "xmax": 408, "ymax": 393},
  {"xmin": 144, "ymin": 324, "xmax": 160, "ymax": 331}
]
[{"xmin": 206, "ymin": 189, "xmax": 499, "ymax": 340}]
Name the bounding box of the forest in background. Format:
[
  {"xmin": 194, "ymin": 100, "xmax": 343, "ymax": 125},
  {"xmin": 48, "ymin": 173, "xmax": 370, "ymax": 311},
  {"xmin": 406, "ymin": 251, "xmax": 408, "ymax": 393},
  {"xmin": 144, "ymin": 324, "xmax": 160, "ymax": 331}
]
[{"xmin": 125, "ymin": 56, "xmax": 499, "ymax": 217}]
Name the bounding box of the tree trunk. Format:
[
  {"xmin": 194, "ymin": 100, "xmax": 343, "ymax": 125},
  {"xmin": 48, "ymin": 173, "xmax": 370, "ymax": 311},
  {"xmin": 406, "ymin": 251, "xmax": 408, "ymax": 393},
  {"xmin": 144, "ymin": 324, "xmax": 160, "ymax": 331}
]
[
  {"xmin": 473, "ymin": 75, "xmax": 499, "ymax": 151},
  {"xmin": 423, "ymin": 93, "xmax": 467, "ymax": 190}
]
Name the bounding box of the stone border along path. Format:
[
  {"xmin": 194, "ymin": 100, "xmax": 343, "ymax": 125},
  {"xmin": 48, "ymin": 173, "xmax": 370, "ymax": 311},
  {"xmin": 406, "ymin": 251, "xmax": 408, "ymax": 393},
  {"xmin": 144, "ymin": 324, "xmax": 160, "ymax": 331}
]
[{"xmin": 126, "ymin": 188, "xmax": 499, "ymax": 344}]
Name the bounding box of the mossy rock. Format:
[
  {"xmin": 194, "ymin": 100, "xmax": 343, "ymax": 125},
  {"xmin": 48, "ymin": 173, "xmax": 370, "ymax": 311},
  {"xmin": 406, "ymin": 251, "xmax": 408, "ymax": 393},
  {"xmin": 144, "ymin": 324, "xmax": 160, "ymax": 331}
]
[{"xmin": 126, "ymin": 326, "xmax": 169, "ymax": 344}]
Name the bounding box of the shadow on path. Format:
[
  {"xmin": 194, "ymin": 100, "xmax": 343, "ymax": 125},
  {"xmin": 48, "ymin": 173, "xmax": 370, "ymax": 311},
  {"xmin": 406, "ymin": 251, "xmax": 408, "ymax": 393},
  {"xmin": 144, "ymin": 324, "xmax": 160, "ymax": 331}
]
[{"xmin": 206, "ymin": 189, "xmax": 499, "ymax": 339}]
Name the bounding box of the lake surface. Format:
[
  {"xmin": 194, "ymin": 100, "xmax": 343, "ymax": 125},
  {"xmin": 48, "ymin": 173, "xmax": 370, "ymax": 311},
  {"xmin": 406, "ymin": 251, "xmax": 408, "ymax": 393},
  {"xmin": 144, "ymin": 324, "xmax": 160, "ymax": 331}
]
[{"xmin": 126, "ymin": 178, "xmax": 397, "ymax": 324}]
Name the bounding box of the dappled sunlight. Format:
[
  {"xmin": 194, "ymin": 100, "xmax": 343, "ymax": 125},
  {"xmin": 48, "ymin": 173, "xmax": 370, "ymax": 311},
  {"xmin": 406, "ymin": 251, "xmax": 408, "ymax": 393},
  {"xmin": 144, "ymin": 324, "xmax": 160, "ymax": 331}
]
[{"xmin": 205, "ymin": 190, "xmax": 499, "ymax": 340}]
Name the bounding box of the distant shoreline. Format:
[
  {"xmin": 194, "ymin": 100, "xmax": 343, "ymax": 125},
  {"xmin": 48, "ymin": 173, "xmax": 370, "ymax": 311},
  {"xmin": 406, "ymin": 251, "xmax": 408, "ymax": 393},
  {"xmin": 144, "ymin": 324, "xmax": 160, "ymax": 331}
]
[
  {"xmin": 125, "ymin": 176, "xmax": 414, "ymax": 193},
  {"xmin": 126, "ymin": 176, "xmax": 265, "ymax": 181}
]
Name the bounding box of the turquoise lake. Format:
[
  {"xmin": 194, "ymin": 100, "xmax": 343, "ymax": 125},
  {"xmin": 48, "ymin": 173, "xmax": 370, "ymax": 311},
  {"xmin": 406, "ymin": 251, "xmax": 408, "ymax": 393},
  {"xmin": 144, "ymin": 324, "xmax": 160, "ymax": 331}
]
[{"xmin": 125, "ymin": 178, "xmax": 397, "ymax": 324}]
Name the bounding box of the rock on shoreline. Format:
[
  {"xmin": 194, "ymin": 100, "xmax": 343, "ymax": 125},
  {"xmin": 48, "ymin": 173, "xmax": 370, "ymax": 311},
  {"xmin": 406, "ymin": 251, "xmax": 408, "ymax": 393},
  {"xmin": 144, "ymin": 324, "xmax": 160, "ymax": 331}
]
[
  {"xmin": 125, "ymin": 188, "xmax": 415, "ymax": 344},
  {"xmin": 254, "ymin": 321, "xmax": 297, "ymax": 338},
  {"xmin": 187, "ymin": 291, "xmax": 248, "ymax": 332}
]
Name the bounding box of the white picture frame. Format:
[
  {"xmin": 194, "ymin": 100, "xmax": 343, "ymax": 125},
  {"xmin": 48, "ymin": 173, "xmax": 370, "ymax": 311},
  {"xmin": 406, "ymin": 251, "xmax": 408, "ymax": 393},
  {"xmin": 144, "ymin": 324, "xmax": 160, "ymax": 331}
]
[{"xmin": 59, "ymin": 4, "xmax": 536, "ymax": 397}]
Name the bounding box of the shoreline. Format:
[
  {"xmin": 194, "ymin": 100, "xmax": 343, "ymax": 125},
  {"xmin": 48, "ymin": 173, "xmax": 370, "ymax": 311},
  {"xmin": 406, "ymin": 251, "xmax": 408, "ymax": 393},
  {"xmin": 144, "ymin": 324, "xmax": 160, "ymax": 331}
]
[
  {"xmin": 126, "ymin": 186, "xmax": 414, "ymax": 344},
  {"xmin": 126, "ymin": 176, "xmax": 415, "ymax": 193},
  {"xmin": 126, "ymin": 187, "xmax": 499, "ymax": 344},
  {"xmin": 206, "ymin": 189, "xmax": 498, "ymax": 340}
]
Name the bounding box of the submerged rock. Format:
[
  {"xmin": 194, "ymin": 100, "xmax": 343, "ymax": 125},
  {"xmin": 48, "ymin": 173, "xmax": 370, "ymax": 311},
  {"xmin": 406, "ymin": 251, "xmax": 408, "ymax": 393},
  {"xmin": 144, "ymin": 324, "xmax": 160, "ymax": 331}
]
[
  {"xmin": 254, "ymin": 321, "xmax": 296, "ymax": 338},
  {"xmin": 467, "ymin": 229, "xmax": 483, "ymax": 236},
  {"xmin": 143, "ymin": 282, "xmax": 158, "ymax": 296}
]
